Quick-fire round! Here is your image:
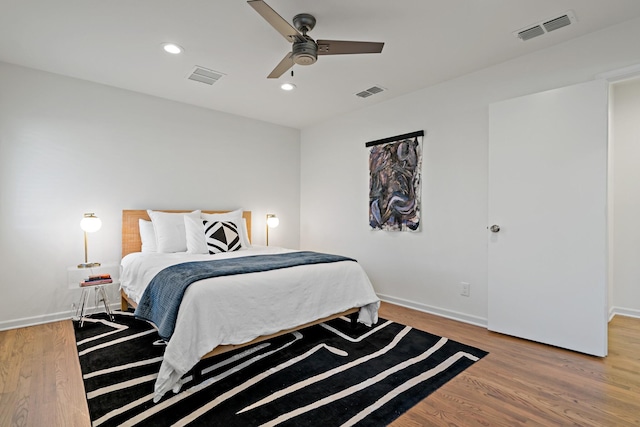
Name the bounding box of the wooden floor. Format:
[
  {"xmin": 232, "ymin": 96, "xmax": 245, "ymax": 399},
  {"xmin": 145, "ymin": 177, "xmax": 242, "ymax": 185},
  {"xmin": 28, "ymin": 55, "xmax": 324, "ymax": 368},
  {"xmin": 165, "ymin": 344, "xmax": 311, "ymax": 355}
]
[{"xmin": 1, "ymin": 302, "xmax": 639, "ymax": 426}]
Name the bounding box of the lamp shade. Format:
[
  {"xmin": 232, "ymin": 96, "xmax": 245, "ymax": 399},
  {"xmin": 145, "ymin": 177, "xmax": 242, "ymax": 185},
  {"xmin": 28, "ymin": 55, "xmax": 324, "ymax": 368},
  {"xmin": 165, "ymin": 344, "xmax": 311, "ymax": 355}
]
[
  {"xmin": 80, "ymin": 213, "xmax": 102, "ymax": 233},
  {"xmin": 266, "ymin": 214, "xmax": 279, "ymax": 228}
]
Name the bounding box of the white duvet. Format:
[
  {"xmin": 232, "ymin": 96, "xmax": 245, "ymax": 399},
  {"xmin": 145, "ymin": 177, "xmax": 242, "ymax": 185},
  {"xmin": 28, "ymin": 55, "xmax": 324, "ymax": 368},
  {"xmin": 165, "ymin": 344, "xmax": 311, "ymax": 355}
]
[{"xmin": 120, "ymin": 246, "xmax": 380, "ymax": 401}]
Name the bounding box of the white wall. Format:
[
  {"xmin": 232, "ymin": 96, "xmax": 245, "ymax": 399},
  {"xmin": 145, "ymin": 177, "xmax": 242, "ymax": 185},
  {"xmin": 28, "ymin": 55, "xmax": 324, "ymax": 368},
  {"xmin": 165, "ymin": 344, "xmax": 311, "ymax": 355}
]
[
  {"xmin": 611, "ymin": 78, "xmax": 640, "ymax": 318},
  {"xmin": 3, "ymin": 18, "xmax": 640, "ymax": 332},
  {"xmin": 0, "ymin": 62, "xmax": 300, "ymax": 329},
  {"xmin": 300, "ymin": 17, "xmax": 640, "ymax": 324}
]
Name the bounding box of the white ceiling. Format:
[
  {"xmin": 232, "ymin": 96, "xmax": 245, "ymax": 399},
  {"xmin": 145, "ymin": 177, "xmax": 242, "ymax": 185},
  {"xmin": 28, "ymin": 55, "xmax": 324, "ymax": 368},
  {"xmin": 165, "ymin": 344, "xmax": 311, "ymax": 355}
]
[{"xmin": 2, "ymin": 1, "xmax": 640, "ymax": 129}]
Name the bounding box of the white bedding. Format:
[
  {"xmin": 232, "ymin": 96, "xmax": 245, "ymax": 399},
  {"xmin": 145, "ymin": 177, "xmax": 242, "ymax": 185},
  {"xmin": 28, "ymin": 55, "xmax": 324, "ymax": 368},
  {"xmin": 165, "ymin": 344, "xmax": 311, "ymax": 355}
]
[{"xmin": 120, "ymin": 246, "xmax": 380, "ymax": 401}]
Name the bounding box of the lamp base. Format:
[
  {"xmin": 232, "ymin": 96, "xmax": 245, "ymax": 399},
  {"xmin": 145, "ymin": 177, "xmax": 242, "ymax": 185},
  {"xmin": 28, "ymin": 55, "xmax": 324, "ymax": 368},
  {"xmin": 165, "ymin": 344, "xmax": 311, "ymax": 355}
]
[{"xmin": 77, "ymin": 262, "xmax": 101, "ymax": 269}]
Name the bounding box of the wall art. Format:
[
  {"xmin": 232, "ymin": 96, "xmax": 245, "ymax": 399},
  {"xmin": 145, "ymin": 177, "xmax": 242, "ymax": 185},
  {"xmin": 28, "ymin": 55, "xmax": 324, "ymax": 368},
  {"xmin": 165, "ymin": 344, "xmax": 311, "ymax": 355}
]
[{"xmin": 366, "ymin": 130, "xmax": 423, "ymax": 231}]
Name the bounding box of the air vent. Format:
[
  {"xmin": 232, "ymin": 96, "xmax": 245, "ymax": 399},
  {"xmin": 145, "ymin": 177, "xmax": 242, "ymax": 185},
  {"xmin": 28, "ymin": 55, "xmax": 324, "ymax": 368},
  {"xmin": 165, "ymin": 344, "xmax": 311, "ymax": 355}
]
[
  {"xmin": 518, "ymin": 25, "xmax": 545, "ymax": 41},
  {"xmin": 355, "ymin": 85, "xmax": 385, "ymax": 99},
  {"xmin": 543, "ymin": 15, "xmax": 572, "ymax": 32},
  {"xmin": 514, "ymin": 10, "xmax": 577, "ymax": 41},
  {"xmin": 187, "ymin": 66, "xmax": 225, "ymax": 85}
]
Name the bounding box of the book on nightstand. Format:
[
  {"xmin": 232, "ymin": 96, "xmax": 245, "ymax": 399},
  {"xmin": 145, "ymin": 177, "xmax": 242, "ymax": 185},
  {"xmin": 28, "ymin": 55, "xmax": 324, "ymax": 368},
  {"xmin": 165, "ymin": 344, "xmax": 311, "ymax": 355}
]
[{"xmin": 80, "ymin": 274, "xmax": 113, "ymax": 287}]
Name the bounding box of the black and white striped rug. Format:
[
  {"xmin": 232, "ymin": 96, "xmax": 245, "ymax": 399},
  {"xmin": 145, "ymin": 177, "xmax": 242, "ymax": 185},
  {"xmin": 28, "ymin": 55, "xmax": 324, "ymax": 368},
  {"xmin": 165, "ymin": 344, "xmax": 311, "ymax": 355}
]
[{"xmin": 75, "ymin": 312, "xmax": 487, "ymax": 426}]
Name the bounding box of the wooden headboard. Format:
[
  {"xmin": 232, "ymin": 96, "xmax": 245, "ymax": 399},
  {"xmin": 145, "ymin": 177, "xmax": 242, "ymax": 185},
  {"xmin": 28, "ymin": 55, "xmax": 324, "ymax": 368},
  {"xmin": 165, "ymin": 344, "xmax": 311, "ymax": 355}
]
[{"xmin": 122, "ymin": 210, "xmax": 252, "ymax": 258}]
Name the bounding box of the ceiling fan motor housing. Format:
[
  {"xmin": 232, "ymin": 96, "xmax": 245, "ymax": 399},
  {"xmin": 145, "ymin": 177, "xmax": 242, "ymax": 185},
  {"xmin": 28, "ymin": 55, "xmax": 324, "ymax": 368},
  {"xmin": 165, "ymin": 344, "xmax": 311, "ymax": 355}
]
[{"xmin": 293, "ymin": 39, "xmax": 318, "ymax": 65}]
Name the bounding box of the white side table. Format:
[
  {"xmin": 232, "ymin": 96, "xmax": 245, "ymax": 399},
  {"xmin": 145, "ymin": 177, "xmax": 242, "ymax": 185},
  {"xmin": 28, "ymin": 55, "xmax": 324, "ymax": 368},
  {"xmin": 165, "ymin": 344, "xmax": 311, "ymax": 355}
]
[{"xmin": 68, "ymin": 264, "xmax": 120, "ymax": 327}]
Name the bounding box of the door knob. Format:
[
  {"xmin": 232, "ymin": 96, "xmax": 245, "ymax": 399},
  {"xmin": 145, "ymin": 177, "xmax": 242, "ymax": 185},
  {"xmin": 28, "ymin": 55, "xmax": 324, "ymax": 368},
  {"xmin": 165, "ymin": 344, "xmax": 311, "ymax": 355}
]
[{"xmin": 490, "ymin": 224, "xmax": 500, "ymax": 233}]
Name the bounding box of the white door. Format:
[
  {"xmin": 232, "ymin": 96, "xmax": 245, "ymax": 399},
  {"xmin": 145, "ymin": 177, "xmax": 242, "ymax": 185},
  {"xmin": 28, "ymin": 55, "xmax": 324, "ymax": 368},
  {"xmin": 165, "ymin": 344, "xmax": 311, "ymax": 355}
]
[{"xmin": 488, "ymin": 79, "xmax": 608, "ymax": 357}]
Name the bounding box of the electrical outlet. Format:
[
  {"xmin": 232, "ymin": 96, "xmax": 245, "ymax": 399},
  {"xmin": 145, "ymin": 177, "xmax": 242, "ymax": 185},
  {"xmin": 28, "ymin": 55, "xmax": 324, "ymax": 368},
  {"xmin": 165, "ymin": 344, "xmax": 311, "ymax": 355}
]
[{"xmin": 460, "ymin": 282, "xmax": 470, "ymax": 297}]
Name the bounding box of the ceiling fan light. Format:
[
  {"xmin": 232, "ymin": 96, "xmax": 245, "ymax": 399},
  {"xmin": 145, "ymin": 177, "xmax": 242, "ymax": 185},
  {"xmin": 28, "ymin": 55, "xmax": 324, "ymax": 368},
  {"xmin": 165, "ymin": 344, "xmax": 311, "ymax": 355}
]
[
  {"xmin": 162, "ymin": 43, "xmax": 184, "ymax": 54},
  {"xmin": 281, "ymin": 82, "xmax": 296, "ymax": 91},
  {"xmin": 292, "ymin": 40, "xmax": 317, "ymax": 65}
]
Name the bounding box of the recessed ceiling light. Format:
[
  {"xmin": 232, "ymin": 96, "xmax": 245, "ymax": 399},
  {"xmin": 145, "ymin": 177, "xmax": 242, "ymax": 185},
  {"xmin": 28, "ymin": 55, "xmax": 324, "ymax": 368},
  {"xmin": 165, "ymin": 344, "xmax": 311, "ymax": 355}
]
[
  {"xmin": 162, "ymin": 43, "xmax": 184, "ymax": 54},
  {"xmin": 280, "ymin": 82, "xmax": 296, "ymax": 91}
]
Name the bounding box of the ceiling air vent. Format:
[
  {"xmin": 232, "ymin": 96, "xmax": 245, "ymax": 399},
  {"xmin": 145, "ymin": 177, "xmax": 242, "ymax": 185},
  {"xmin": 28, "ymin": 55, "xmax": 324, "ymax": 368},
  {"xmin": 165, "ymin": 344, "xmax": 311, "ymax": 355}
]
[
  {"xmin": 355, "ymin": 85, "xmax": 385, "ymax": 99},
  {"xmin": 187, "ymin": 66, "xmax": 225, "ymax": 85},
  {"xmin": 514, "ymin": 10, "xmax": 577, "ymax": 41},
  {"xmin": 518, "ymin": 25, "xmax": 545, "ymax": 41},
  {"xmin": 543, "ymin": 14, "xmax": 573, "ymax": 32}
]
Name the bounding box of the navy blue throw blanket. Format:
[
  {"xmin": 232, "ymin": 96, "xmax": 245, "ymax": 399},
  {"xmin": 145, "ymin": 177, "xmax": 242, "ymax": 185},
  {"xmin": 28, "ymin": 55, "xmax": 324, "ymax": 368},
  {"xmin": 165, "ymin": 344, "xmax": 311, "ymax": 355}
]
[{"xmin": 134, "ymin": 251, "xmax": 355, "ymax": 340}]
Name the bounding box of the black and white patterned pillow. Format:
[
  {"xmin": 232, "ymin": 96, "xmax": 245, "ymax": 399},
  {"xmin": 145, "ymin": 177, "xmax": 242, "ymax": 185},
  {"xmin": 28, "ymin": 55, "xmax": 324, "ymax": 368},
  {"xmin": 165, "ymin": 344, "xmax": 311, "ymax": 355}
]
[{"xmin": 204, "ymin": 221, "xmax": 242, "ymax": 254}]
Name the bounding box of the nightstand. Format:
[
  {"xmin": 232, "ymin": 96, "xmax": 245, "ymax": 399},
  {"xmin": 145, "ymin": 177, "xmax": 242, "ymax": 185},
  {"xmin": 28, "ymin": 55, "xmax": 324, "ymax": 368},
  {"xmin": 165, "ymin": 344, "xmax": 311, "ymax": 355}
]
[{"xmin": 68, "ymin": 264, "xmax": 120, "ymax": 327}]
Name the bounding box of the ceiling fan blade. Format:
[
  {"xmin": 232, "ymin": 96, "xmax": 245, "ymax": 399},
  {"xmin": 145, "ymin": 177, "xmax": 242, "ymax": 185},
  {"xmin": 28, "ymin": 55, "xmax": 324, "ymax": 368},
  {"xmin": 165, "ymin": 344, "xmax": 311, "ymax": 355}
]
[
  {"xmin": 316, "ymin": 40, "xmax": 384, "ymax": 55},
  {"xmin": 247, "ymin": 0, "xmax": 302, "ymax": 43},
  {"xmin": 267, "ymin": 53, "xmax": 295, "ymax": 78}
]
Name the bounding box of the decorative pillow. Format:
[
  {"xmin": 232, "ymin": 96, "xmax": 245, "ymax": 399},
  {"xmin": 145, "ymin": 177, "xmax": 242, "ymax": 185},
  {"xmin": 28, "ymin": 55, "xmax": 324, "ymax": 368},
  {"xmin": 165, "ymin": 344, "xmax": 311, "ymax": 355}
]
[
  {"xmin": 139, "ymin": 219, "xmax": 157, "ymax": 253},
  {"xmin": 147, "ymin": 210, "xmax": 201, "ymax": 253},
  {"xmin": 201, "ymin": 209, "xmax": 251, "ymax": 249},
  {"xmin": 204, "ymin": 221, "xmax": 242, "ymax": 254},
  {"xmin": 184, "ymin": 215, "xmax": 208, "ymax": 254}
]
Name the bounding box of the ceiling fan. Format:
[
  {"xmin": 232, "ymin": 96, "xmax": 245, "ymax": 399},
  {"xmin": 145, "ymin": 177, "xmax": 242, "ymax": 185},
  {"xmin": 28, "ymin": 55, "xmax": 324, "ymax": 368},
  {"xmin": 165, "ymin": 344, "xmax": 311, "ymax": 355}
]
[{"xmin": 247, "ymin": 0, "xmax": 385, "ymax": 78}]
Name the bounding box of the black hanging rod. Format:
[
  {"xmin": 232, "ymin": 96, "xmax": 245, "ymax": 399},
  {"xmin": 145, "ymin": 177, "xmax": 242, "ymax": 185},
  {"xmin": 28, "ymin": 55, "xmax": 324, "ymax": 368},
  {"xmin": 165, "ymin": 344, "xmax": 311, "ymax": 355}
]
[{"xmin": 365, "ymin": 130, "xmax": 424, "ymax": 148}]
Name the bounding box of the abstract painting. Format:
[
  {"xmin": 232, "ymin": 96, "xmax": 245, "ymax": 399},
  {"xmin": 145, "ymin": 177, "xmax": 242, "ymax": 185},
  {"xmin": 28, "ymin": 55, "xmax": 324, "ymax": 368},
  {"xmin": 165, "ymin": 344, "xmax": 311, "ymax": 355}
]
[{"xmin": 367, "ymin": 131, "xmax": 423, "ymax": 231}]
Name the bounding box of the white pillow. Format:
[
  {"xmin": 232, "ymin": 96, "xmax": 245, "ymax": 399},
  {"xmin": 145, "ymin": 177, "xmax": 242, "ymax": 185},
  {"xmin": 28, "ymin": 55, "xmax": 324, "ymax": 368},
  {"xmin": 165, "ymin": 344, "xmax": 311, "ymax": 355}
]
[
  {"xmin": 147, "ymin": 210, "xmax": 201, "ymax": 253},
  {"xmin": 238, "ymin": 218, "xmax": 251, "ymax": 248},
  {"xmin": 139, "ymin": 219, "xmax": 157, "ymax": 253},
  {"xmin": 201, "ymin": 209, "xmax": 251, "ymax": 249},
  {"xmin": 184, "ymin": 216, "xmax": 208, "ymax": 254}
]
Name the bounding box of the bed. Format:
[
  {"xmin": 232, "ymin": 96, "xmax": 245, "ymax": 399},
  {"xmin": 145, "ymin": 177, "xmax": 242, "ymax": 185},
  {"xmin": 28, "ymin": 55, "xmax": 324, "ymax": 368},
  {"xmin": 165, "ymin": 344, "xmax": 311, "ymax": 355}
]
[{"xmin": 120, "ymin": 209, "xmax": 380, "ymax": 402}]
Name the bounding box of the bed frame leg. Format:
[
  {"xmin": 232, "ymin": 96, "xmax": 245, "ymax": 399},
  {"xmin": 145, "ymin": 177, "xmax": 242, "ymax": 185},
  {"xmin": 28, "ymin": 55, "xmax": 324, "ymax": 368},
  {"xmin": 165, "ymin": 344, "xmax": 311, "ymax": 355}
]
[
  {"xmin": 120, "ymin": 289, "xmax": 129, "ymax": 311},
  {"xmin": 350, "ymin": 312, "xmax": 358, "ymax": 328},
  {"xmin": 190, "ymin": 364, "xmax": 203, "ymax": 384}
]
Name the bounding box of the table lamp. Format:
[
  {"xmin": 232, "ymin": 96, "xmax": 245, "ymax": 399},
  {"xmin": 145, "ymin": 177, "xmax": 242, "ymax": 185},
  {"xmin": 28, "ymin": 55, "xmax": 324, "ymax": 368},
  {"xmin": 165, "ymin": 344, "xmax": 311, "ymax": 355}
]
[
  {"xmin": 266, "ymin": 213, "xmax": 279, "ymax": 246},
  {"xmin": 78, "ymin": 213, "xmax": 102, "ymax": 268}
]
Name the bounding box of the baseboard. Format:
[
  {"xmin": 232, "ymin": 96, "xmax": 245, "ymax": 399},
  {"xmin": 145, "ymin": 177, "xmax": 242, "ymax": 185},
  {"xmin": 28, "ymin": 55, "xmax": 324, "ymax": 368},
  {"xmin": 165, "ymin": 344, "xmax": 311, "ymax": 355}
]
[
  {"xmin": 0, "ymin": 303, "xmax": 121, "ymax": 332},
  {"xmin": 609, "ymin": 306, "xmax": 640, "ymax": 320},
  {"xmin": 378, "ymin": 293, "xmax": 488, "ymax": 328},
  {"xmin": 5, "ymin": 298, "xmax": 632, "ymax": 333}
]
